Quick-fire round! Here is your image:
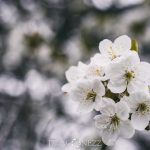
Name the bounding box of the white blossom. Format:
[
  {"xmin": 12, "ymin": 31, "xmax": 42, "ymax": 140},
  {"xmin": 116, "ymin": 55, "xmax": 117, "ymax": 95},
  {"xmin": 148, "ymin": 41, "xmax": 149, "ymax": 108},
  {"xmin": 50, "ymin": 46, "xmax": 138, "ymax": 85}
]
[
  {"xmin": 70, "ymin": 79, "xmax": 105, "ymax": 113},
  {"xmin": 62, "ymin": 59, "xmax": 108, "ymax": 93},
  {"xmin": 61, "ymin": 62, "xmax": 86, "ymax": 93},
  {"xmin": 94, "ymin": 100, "xmax": 134, "ymax": 146},
  {"xmin": 106, "ymin": 51, "xmax": 150, "ymax": 93},
  {"xmin": 84, "ymin": 58, "xmax": 108, "ymax": 81},
  {"xmin": 99, "ymin": 35, "xmax": 131, "ymax": 62},
  {"xmin": 62, "ymin": 35, "xmax": 150, "ymax": 146},
  {"xmin": 123, "ymin": 92, "xmax": 150, "ymax": 130},
  {"xmin": 3, "ymin": 20, "xmax": 53, "ymax": 69}
]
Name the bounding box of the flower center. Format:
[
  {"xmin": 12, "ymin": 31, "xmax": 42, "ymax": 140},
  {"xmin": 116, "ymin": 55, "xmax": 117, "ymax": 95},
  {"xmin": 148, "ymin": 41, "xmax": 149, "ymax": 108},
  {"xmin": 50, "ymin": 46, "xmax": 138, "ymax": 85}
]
[
  {"xmin": 137, "ymin": 103, "xmax": 149, "ymax": 114},
  {"xmin": 95, "ymin": 69, "xmax": 101, "ymax": 76},
  {"xmin": 86, "ymin": 89, "xmax": 97, "ymax": 102},
  {"xmin": 108, "ymin": 47, "xmax": 117, "ymax": 60},
  {"xmin": 111, "ymin": 114, "xmax": 120, "ymax": 127},
  {"xmin": 124, "ymin": 70, "xmax": 135, "ymax": 82}
]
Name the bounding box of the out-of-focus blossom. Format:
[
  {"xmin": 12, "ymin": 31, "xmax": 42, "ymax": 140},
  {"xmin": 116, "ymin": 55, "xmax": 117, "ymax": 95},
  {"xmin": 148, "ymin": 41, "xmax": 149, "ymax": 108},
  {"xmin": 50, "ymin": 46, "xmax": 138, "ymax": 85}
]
[
  {"xmin": 91, "ymin": 0, "xmax": 114, "ymax": 10},
  {"xmin": 3, "ymin": 20, "xmax": 54, "ymax": 69},
  {"xmin": 25, "ymin": 70, "xmax": 51, "ymax": 100},
  {"xmin": 0, "ymin": 75, "xmax": 26, "ymax": 97},
  {"xmin": 0, "ymin": 2, "xmax": 18, "ymax": 26},
  {"xmin": 117, "ymin": 0, "xmax": 144, "ymax": 8},
  {"xmin": 35, "ymin": 117, "xmax": 99, "ymax": 150},
  {"xmin": 63, "ymin": 37, "xmax": 83, "ymax": 64},
  {"xmin": 113, "ymin": 139, "xmax": 137, "ymax": 150},
  {"xmin": 85, "ymin": 0, "xmax": 145, "ymax": 10},
  {"xmin": 113, "ymin": 7, "xmax": 149, "ymax": 36},
  {"xmin": 35, "ymin": 45, "xmax": 52, "ymax": 65}
]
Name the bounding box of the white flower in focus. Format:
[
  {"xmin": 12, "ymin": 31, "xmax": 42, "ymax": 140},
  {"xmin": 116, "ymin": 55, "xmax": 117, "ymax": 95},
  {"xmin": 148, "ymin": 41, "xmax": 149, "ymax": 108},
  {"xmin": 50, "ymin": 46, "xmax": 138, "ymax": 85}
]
[
  {"xmin": 106, "ymin": 51, "xmax": 150, "ymax": 93},
  {"xmin": 62, "ymin": 35, "xmax": 150, "ymax": 146},
  {"xmin": 84, "ymin": 61, "xmax": 108, "ymax": 81},
  {"xmin": 61, "ymin": 62, "xmax": 86, "ymax": 93},
  {"xmin": 90, "ymin": 53, "xmax": 109, "ymax": 66},
  {"xmin": 123, "ymin": 92, "xmax": 150, "ymax": 130},
  {"xmin": 94, "ymin": 100, "xmax": 134, "ymax": 146},
  {"xmin": 99, "ymin": 35, "xmax": 131, "ymax": 62},
  {"xmin": 70, "ymin": 79, "xmax": 105, "ymax": 113}
]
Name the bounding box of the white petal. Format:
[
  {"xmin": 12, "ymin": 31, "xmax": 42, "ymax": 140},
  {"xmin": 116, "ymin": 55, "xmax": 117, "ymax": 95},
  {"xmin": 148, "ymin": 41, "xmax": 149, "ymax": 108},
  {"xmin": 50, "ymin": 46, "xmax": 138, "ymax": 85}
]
[
  {"xmin": 106, "ymin": 51, "xmax": 139, "ymax": 80},
  {"xmin": 116, "ymin": 101, "xmax": 130, "ymax": 120},
  {"xmin": 94, "ymin": 96, "xmax": 103, "ymax": 111},
  {"xmin": 137, "ymin": 62, "xmax": 150, "ymax": 81},
  {"xmin": 70, "ymin": 88, "xmax": 85, "ymax": 102},
  {"xmin": 100, "ymin": 102, "xmax": 116, "ymax": 116},
  {"xmin": 94, "ymin": 114, "xmax": 110, "ymax": 129},
  {"xmin": 94, "ymin": 97, "xmax": 115, "ymax": 111},
  {"xmin": 131, "ymin": 113, "xmax": 149, "ymax": 130},
  {"xmin": 129, "ymin": 92, "xmax": 148, "ymax": 104},
  {"xmin": 61, "ymin": 83, "xmax": 72, "ymax": 93},
  {"xmin": 65, "ymin": 66, "xmax": 84, "ymax": 82},
  {"xmin": 125, "ymin": 51, "xmax": 140, "ymax": 66},
  {"xmin": 90, "ymin": 53, "xmax": 110, "ymax": 65},
  {"xmin": 106, "ymin": 61, "xmax": 125, "ymax": 80},
  {"xmin": 119, "ymin": 121, "xmax": 135, "ymax": 138},
  {"xmin": 85, "ymin": 63, "xmax": 106, "ymax": 80},
  {"xmin": 127, "ymin": 79, "xmax": 147, "ymax": 94},
  {"xmin": 99, "ymin": 39, "xmax": 113, "ymax": 56},
  {"xmin": 77, "ymin": 101, "xmax": 94, "ymax": 114},
  {"xmin": 108, "ymin": 80, "xmax": 126, "ymax": 93},
  {"xmin": 114, "ymin": 35, "xmax": 131, "ymax": 52},
  {"xmin": 76, "ymin": 79, "xmax": 93, "ymax": 91},
  {"xmin": 92, "ymin": 79, "xmax": 105, "ymax": 96},
  {"xmin": 102, "ymin": 128, "xmax": 119, "ymax": 146},
  {"xmin": 78, "ymin": 61, "xmax": 87, "ymax": 70},
  {"xmin": 125, "ymin": 92, "xmax": 150, "ymax": 113},
  {"xmin": 70, "ymin": 80, "xmax": 91, "ymax": 102},
  {"xmin": 120, "ymin": 95, "xmax": 130, "ymax": 104}
]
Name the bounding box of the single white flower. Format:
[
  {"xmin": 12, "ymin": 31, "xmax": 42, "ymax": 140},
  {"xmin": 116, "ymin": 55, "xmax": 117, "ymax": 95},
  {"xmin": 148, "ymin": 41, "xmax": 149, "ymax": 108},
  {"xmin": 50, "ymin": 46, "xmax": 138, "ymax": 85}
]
[
  {"xmin": 61, "ymin": 62, "xmax": 86, "ymax": 93},
  {"xmin": 70, "ymin": 79, "xmax": 105, "ymax": 113},
  {"xmin": 84, "ymin": 60, "xmax": 108, "ymax": 81},
  {"xmin": 99, "ymin": 35, "xmax": 131, "ymax": 62},
  {"xmin": 106, "ymin": 51, "xmax": 150, "ymax": 93},
  {"xmin": 123, "ymin": 92, "xmax": 150, "ymax": 130},
  {"xmin": 94, "ymin": 100, "xmax": 134, "ymax": 146}
]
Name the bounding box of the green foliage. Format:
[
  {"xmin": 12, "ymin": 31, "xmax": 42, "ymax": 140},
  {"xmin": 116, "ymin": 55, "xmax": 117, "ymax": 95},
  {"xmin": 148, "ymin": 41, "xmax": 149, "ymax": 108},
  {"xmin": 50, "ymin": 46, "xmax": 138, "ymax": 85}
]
[{"xmin": 131, "ymin": 39, "xmax": 138, "ymax": 52}]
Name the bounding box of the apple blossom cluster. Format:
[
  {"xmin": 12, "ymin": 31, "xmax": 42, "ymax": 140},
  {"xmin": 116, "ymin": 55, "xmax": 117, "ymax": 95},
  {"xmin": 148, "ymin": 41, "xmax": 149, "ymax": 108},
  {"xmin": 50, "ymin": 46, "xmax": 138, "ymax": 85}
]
[{"xmin": 62, "ymin": 35, "xmax": 150, "ymax": 146}]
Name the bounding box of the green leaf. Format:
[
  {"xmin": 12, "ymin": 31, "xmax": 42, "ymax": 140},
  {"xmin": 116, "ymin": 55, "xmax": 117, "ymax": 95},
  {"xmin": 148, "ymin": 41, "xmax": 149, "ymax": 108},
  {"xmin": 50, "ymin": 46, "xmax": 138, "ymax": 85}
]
[{"xmin": 131, "ymin": 39, "xmax": 138, "ymax": 52}]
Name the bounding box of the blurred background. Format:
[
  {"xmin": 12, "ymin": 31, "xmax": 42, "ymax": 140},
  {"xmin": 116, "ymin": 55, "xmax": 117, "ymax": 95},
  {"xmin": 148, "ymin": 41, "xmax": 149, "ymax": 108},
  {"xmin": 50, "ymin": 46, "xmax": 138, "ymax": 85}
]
[{"xmin": 0, "ymin": 0, "xmax": 150, "ymax": 150}]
